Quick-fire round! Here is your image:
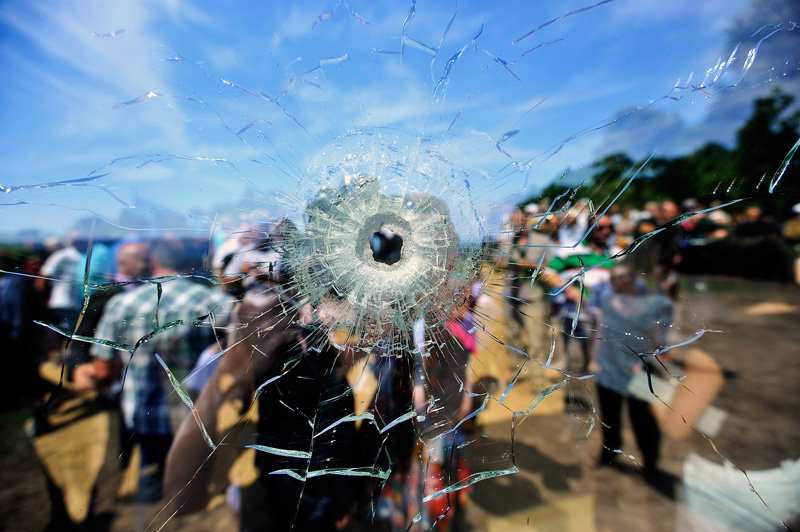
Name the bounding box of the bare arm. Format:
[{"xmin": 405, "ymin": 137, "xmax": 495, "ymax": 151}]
[
  {"xmin": 73, "ymin": 358, "xmax": 121, "ymax": 390},
  {"xmin": 163, "ymin": 289, "xmax": 297, "ymax": 515},
  {"xmin": 513, "ymin": 254, "xmax": 581, "ymax": 301}
]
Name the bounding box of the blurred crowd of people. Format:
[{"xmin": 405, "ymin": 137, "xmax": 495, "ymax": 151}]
[
  {"xmin": 506, "ymin": 197, "xmax": 800, "ymax": 285},
  {"xmin": 0, "ymin": 217, "xmax": 483, "ymax": 531},
  {"xmin": 492, "ymin": 197, "xmax": 800, "ymax": 499},
  {"xmin": 0, "ymin": 196, "xmax": 798, "ymax": 530}
]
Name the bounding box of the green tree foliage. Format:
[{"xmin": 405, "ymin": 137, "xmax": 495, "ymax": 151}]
[{"xmin": 536, "ymin": 89, "xmax": 800, "ymax": 217}]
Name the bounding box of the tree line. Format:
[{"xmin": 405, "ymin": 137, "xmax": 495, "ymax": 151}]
[{"xmin": 538, "ymin": 89, "xmax": 800, "ymax": 218}]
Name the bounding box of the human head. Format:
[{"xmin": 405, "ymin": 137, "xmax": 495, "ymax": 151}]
[
  {"xmin": 610, "ymin": 263, "xmax": 636, "ymax": 294},
  {"xmin": 644, "ymin": 201, "xmax": 660, "ymax": 218},
  {"xmin": 745, "ymin": 205, "xmax": 762, "ymax": 222},
  {"xmin": 658, "ymin": 200, "xmax": 680, "ymax": 225},
  {"xmin": 588, "ymin": 214, "xmax": 614, "ymax": 248},
  {"xmin": 538, "ymin": 213, "xmax": 560, "ymax": 237},
  {"xmin": 563, "ymin": 208, "xmax": 579, "ymax": 226},
  {"xmin": 150, "ymin": 239, "xmax": 193, "ymax": 275},
  {"xmin": 508, "ymin": 208, "xmax": 525, "ymax": 235},
  {"xmin": 681, "ymin": 198, "xmax": 699, "ymax": 213},
  {"xmin": 117, "ymin": 242, "xmax": 151, "ymax": 280},
  {"xmin": 635, "ymin": 219, "xmax": 658, "ymax": 239}
]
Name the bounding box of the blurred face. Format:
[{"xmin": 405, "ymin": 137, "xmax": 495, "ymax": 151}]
[
  {"xmin": 591, "ymin": 217, "xmax": 614, "ymax": 244},
  {"xmin": 610, "ymin": 266, "xmax": 635, "ymax": 293},
  {"xmin": 509, "ymin": 209, "xmax": 525, "ymax": 234},
  {"xmin": 746, "ymin": 206, "xmax": 762, "ymax": 222},
  {"xmin": 540, "ymin": 215, "xmax": 558, "ymax": 233},
  {"xmin": 660, "ymin": 201, "xmax": 680, "ymax": 222},
  {"xmin": 636, "ymin": 220, "xmax": 657, "ymax": 238},
  {"xmin": 117, "ymin": 243, "xmax": 150, "ymax": 279}
]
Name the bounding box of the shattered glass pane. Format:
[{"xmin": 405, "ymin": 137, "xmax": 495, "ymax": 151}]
[{"xmin": 1, "ymin": 0, "xmax": 799, "ymax": 531}]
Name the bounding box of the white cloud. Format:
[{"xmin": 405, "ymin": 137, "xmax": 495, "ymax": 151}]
[
  {"xmin": 208, "ymin": 45, "xmax": 240, "ymax": 70},
  {"xmin": 595, "ymin": 0, "xmax": 751, "ymax": 35}
]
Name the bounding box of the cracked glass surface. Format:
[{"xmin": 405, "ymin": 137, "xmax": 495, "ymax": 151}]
[{"xmin": 1, "ymin": 1, "xmax": 799, "ymax": 531}]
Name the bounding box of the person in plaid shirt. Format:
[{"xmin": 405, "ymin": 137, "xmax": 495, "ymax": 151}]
[{"xmin": 76, "ymin": 240, "xmax": 230, "ymax": 502}]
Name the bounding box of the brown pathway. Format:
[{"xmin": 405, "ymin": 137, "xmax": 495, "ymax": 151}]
[{"xmin": 1, "ymin": 276, "xmax": 798, "ymax": 531}]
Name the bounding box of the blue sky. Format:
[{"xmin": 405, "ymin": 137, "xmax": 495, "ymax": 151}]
[{"xmin": 0, "ymin": 0, "xmax": 797, "ymax": 239}]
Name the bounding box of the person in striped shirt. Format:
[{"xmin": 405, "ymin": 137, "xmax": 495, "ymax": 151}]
[{"xmin": 76, "ymin": 239, "xmax": 231, "ymax": 502}]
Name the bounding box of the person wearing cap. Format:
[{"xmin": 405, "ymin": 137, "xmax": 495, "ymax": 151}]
[{"xmin": 219, "ymin": 223, "xmax": 284, "ymax": 296}]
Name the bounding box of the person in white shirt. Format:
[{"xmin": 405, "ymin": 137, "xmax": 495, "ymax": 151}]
[{"xmin": 39, "ymin": 235, "xmax": 81, "ymax": 329}]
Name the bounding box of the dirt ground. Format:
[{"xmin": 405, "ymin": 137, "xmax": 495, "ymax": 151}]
[{"xmin": 1, "ymin": 275, "xmax": 799, "ymax": 532}]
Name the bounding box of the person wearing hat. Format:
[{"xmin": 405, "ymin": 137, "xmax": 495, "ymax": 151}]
[{"xmin": 220, "ymin": 222, "xmax": 284, "ymax": 296}]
